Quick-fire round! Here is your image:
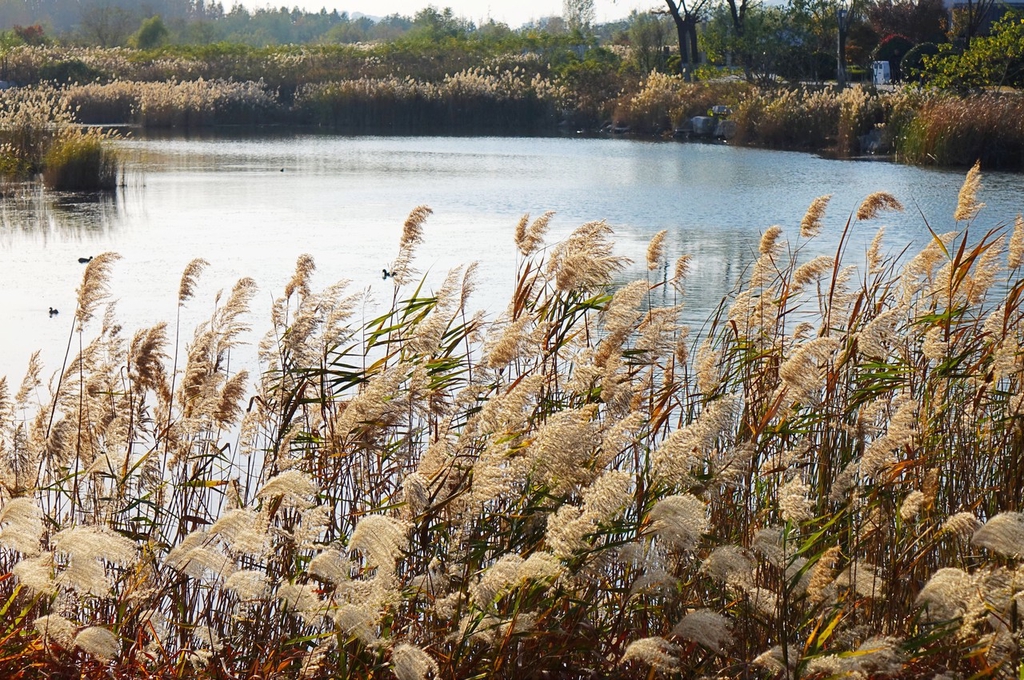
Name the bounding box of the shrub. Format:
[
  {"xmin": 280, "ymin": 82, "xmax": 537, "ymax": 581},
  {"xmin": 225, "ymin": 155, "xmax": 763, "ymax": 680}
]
[
  {"xmin": 902, "ymin": 41, "xmax": 940, "ymax": 82},
  {"xmin": 37, "ymin": 59, "xmax": 107, "ymax": 85},
  {"xmin": 922, "ymin": 12, "xmax": 1024, "ymax": 91},
  {"xmin": 611, "ymin": 73, "xmax": 747, "ymax": 132},
  {"xmin": 130, "ymin": 16, "xmax": 169, "ymax": 50}
]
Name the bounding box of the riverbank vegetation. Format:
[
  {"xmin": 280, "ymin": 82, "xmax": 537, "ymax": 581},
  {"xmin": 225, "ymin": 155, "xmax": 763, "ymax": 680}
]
[
  {"xmin": 1, "ymin": 2, "xmax": 1023, "ymax": 169},
  {"xmin": 1, "ymin": 167, "xmax": 1023, "ymax": 678},
  {"xmin": 3, "ymin": 57, "xmax": 1023, "ymax": 169},
  {"xmin": 0, "ymin": 86, "xmax": 117, "ymax": 190}
]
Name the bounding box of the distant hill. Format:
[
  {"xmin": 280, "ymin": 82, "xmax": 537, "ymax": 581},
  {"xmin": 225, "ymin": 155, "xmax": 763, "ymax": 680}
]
[{"xmin": 350, "ymin": 11, "xmax": 381, "ymax": 23}]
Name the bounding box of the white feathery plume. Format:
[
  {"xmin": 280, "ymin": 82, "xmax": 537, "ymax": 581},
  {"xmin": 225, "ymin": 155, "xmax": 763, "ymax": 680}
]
[
  {"xmin": 349, "ymin": 515, "xmax": 410, "ymax": 572},
  {"xmin": 257, "ymin": 470, "xmax": 318, "ymax": 509},
  {"xmin": 672, "ymin": 609, "xmax": 733, "ymax": 654},
  {"xmin": 620, "ymin": 637, "xmax": 681, "ymax": 671},
  {"xmin": 0, "ymin": 496, "xmax": 44, "ymax": 555},
  {"xmin": 309, "ymin": 548, "xmax": 352, "ymax": 586},
  {"xmin": 916, "ymin": 567, "xmax": 973, "ymax": 621},
  {"xmin": 74, "ymin": 626, "xmax": 119, "ymax": 661},
  {"xmin": 971, "ymin": 512, "xmax": 1024, "ymax": 558},
  {"xmin": 13, "ymin": 552, "xmax": 56, "ymax": 595},
  {"xmin": 224, "ymin": 570, "xmax": 270, "ymax": 601},
  {"xmin": 649, "ymin": 494, "xmax": 708, "ymax": 552},
  {"xmin": 392, "ymin": 643, "xmax": 439, "ymax": 680},
  {"xmin": 34, "ymin": 614, "xmax": 76, "ymax": 648},
  {"xmin": 276, "ymin": 582, "xmax": 326, "ymax": 624}
]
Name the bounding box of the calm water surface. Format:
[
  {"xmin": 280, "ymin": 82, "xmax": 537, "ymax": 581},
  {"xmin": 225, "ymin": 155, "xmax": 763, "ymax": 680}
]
[{"xmin": 2, "ymin": 133, "xmax": 1021, "ymax": 381}]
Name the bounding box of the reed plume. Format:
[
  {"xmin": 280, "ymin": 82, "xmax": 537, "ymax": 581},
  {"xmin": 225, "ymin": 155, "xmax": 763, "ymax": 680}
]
[
  {"xmin": 647, "ymin": 229, "xmax": 668, "ymax": 270},
  {"xmin": 390, "ymin": 205, "xmax": 432, "ymax": 286},
  {"xmin": 799, "ymin": 194, "xmax": 831, "ymax": 238},
  {"xmin": 856, "ymin": 191, "xmax": 903, "ymax": 221},
  {"xmin": 178, "ymin": 257, "xmax": 209, "ymax": 305},
  {"xmin": 953, "ymin": 160, "xmax": 983, "ymax": 222},
  {"xmin": 515, "ymin": 211, "xmax": 553, "ymax": 257},
  {"xmin": 75, "ymin": 252, "xmax": 122, "ymax": 329}
]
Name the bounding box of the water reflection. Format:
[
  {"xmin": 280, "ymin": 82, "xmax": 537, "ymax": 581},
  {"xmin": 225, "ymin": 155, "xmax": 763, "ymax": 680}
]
[
  {"xmin": 0, "ymin": 184, "xmax": 121, "ymax": 241},
  {"xmin": 1, "ymin": 133, "xmax": 1021, "ymax": 382}
]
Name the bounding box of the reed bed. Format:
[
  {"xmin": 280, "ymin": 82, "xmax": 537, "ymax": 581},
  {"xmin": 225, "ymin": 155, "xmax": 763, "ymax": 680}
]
[
  {"xmin": 293, "ymin": 67, "xmax": 565, "ymax": 132},
  {"xmin": 1, "ymin": 44, "xmax": 551, "ymax": 95},
  {"xmin": 729, "ymin": 85, "xmax": 884, "ymax": 155},
  {"xmin": 613, "ymin": 80, "xmax": 1024, "ymax": 168},
  {"xmin": 2, "ymin": 44, "xmax": 363, "ymax": 87},
  {"xmin": 1, "ymin": 166, "xmax": 1023, "ymax": 678},
  {"xmin": 4, "ymin": 43, "xmax": 1024, "ymax": 167},
  {"xmin": 65, "ymin": 79, "xmax": 281, "ymax": 127},
  {"xmin": 896, "ymin": 92, "xmax": 1024, "ymax": 169},
  {"xmin": 0, "ymin": 86, "xmax": 118, "ymax": 190},
  {"xmin": 41, "ymin": 127, "xmax": 118, "ymax": 191}
]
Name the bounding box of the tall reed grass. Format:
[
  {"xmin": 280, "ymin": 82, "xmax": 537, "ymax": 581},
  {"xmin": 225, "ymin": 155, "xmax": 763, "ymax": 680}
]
[
  {"xmin": 293, "ymin": 67, "xmax": 564, "ymax": 132},
  {"xmin": 41, "ymin": 127, "xmax": 118, "ymax": 191},
  {"xmin": 0, "ymin": 86, "xmax": 119, "ymax": 190},
  {"xmin": 729, "ymin": 85, "xmax": 884, "ymax": 155},
  {"xmin": 66, "ymin": 78, "xmax": 281, "ymax": 127},
  {"xmin": 1, "ymin": 44, "xmax": 552, "ymax": 96},
  {"xmin": 612, "ymin": 79, "xmax": 1024, "ymax": 168},
  {"xmin": 896, "ymin": 92, "xmax": 1024, "ymax": 169},
  {"xmin": 611, "ymin": 72, "xmax": 748, "ymax": 134},
  {"xmin": 1, "ymin": 166, "xmax": 1023, "ymax": 678}
]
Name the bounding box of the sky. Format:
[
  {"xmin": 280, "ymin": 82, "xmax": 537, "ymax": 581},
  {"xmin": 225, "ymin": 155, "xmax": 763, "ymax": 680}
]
[{"xmin": 233, "ymin": 0, "xmax": 658, "ymax": 28}]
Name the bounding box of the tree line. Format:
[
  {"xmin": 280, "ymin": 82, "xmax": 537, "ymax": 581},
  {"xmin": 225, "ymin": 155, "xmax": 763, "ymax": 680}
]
[{"xmin": 0, "ymin": 0, "xmax": 1019, "ymax": 91}]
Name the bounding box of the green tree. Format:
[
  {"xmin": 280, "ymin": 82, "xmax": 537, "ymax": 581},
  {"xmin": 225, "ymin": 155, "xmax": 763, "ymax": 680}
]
[
  {"xmin": 130, "ymin": 15, "xmax": 169, "ymax": 49},
  {"xmin": 628, "ymin": 10, "xmax": 670, "ymax": 73},
  {"xmin": 722, "ymin": 0, "xmax": 753, "ymax": 77},
  {"xmin": 409, "ymin": 7, "xmax": 472, "ymax": 42},
  {"xmin": 867, "ymin": 0, "xmax": 947, "ymax": 44},
  {"xmin": 923, "ymin": 11, "xmax": 1024, "ymax": 89},
  {"xmin": 660, "ymin": 0, "xmax": 710, "ymax": 77},
  {"xmin": 563, "ymin": 0, "xmax": 596, "ymax": 32},
  {"xmin": 79, "ymin": 4, "xmax": 136, "ymax": 46},
  {"xmin": 702, "ymin": 0, "xmax": 840, "ymax": 83}
]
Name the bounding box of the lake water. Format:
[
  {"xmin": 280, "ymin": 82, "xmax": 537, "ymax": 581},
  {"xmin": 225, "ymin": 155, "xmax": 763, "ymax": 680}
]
[{"xmin": 1, "ymin": 133, "xmax": 1021, "ymax": 383}]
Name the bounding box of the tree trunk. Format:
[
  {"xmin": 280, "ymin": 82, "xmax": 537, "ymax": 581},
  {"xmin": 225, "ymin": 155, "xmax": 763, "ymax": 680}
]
[
  {"xmin": 665, "ymin": 0, "xmax": 700, "ymax": 80},
  {"xmin": 725, "ymin": 0, "xmax": 752, "ymax": 81},
  {"xmin": 666, "ymin": 0, "xmax": 688, "ymax": 77},
  {"xmin": 686, "ymin": 18, "xmax": 699, "ymax": 64}
]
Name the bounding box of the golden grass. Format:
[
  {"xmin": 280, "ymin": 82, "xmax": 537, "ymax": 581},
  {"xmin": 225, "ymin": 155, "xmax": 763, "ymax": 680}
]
[
  {"xmin": 0, "ymin": 86, "xmax": 119, "ymax": 190},
  {"xmin": 1, "ymin": 168, "xmax": 1024, "ymax": 678},
  {"xmin": 42, "ymin": 128, "xmax": 118, "ymax": 191},
  {"xmin": 897, "ymin": 92, "xmax": 1024, "ymax": 169}
]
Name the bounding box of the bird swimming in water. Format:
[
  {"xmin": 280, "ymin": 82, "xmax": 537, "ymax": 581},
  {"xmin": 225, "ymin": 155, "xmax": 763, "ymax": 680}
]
[
  {"xmin": 78, "ymin": 256, "xmax": 92, "ymax": 264},
  {"xmin": 49, "ymin": 307, "xmax": 58, "ymax": 316},
  {"xmin": 382, "ymin": 268, "xmax": 392, "ymax": 280}
]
